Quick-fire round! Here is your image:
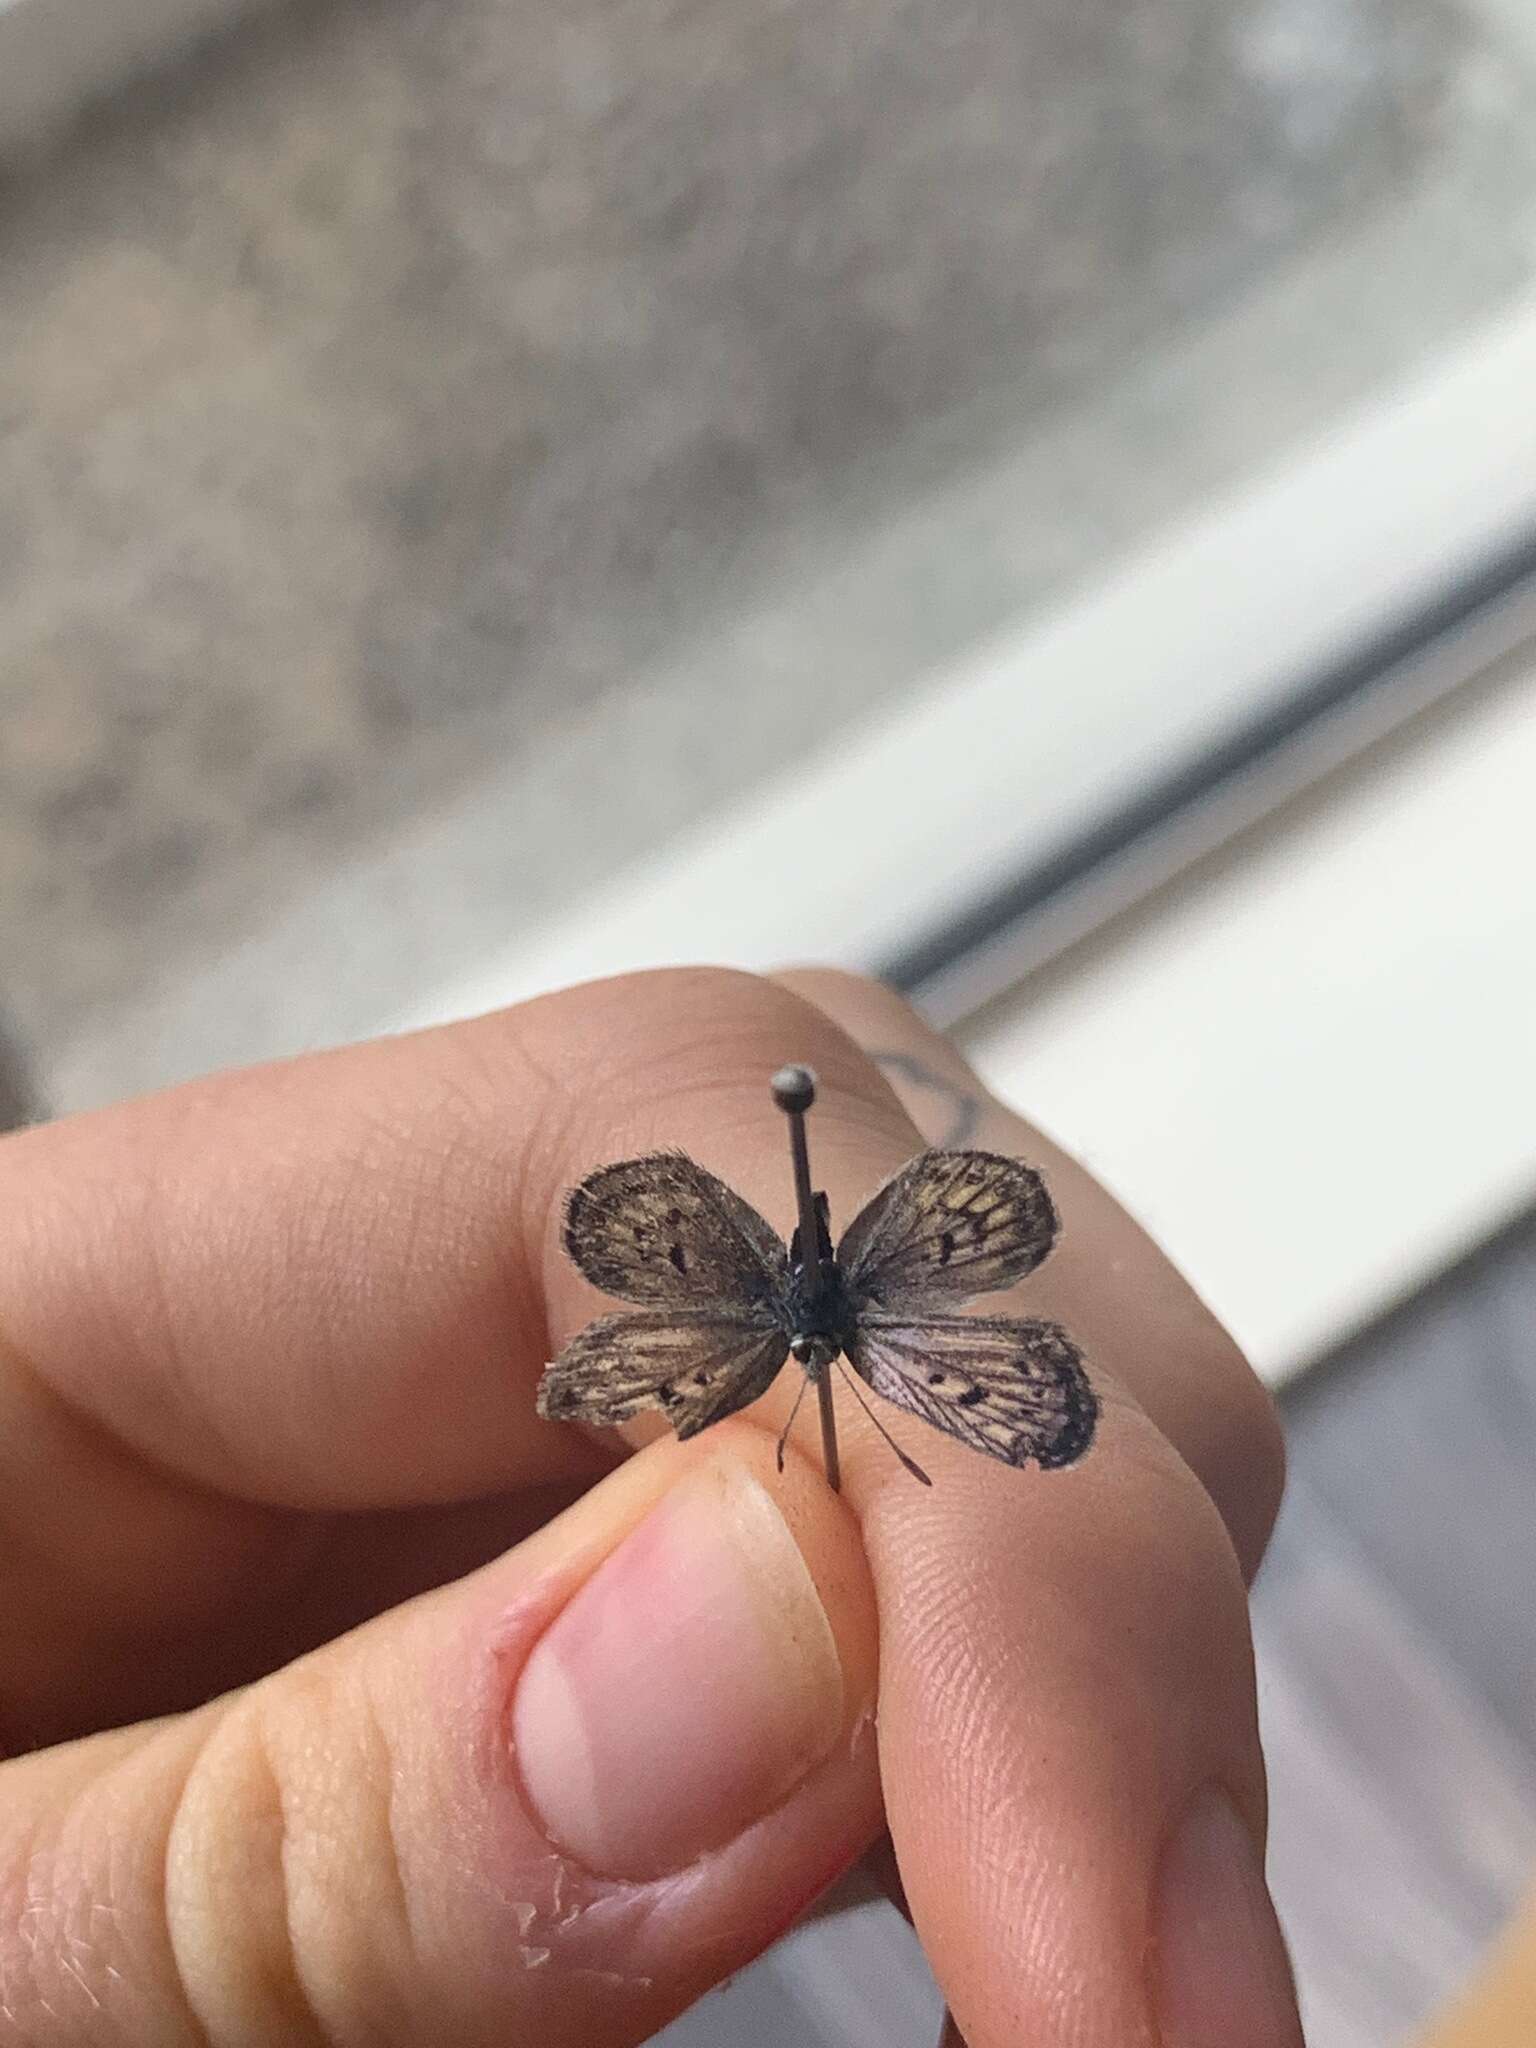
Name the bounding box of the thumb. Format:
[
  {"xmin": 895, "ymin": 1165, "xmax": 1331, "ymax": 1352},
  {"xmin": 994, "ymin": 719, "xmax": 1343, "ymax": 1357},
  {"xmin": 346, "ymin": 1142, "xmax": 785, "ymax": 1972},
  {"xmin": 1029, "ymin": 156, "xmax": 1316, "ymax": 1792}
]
[{"xmin": 2, "ymin": 1425, "xmax": 881, "ymax": 2045}]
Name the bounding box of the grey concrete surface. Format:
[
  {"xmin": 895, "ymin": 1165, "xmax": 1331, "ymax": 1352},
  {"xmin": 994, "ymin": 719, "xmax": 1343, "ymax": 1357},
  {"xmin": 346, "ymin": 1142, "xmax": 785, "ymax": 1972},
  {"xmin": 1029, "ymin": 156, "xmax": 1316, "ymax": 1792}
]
[{"xmin": 5, "ymin": 0, "xmax": 1536, "ymax": 1109}]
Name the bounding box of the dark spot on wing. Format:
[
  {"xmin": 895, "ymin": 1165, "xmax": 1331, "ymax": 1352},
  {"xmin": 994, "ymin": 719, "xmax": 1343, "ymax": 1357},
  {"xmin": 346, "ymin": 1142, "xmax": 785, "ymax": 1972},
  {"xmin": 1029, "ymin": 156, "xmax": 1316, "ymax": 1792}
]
[
  {"xmin": 668, "ymin": 1243, "xmax": 688, "ymax": 1275},
  {"xmin": 957, "ymin": 1386, "xmax": 986, "ymax": 1408},
  {"xmin": 938, "ymin": 1230, "xmax": 955, "ymax": 1266},
  {"xmin": 928, "ymin": 1370, "xmax": 945, "ymax": 1385}
]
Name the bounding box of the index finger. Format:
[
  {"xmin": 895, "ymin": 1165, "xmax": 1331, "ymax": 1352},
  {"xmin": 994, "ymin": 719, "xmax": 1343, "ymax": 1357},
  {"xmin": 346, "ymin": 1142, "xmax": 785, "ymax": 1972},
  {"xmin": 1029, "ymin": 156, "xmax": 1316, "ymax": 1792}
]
[{"xmin": 0, "ymin": 968, "xmax": 899, "ymax": 1509}]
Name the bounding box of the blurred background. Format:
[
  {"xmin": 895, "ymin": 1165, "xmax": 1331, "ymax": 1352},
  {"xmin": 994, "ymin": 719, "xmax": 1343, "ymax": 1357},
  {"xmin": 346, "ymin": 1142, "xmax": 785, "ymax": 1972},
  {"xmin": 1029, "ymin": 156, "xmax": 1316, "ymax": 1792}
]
[{"xmin": 3, "ymin": 0, "xmax": 1535, "ymax": 2040}]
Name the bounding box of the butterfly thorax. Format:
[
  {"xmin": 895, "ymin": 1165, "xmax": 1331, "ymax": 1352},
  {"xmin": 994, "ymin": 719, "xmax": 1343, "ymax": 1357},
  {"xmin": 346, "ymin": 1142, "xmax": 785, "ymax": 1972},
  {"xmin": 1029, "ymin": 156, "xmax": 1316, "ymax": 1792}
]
[
  {"xmin": 785, "ymin": 1199, "xmax": 859, "ymax": 1372},
  {"xmin": 784, "ymin": 1270, "xmax": 858, "ymax": 1370}
]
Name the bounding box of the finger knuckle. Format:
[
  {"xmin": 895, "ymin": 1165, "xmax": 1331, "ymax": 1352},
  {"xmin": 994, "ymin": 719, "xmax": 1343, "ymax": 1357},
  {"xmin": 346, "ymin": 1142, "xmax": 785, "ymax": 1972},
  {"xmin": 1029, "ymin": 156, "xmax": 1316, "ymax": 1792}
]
[
  {"xmin": 526, "ymin": 966, "xmax": 905, "ymax": 1151},
  {"xmin": 1099, "ymin": 1404, "xmax": 1259, "ymax": 1669},
  {"xmin": 770, "ymin": 965, "xmax": 892, "ymax": 1014},
  {"xmin": 1189, "ymin": 1328, "xmax": 1288, "ymax": 1578},
  {"xmin": 0, "ymin": 1805, "xmax": 96, "ymax": 2036},
  {"xmin": 0, "ymin": 1733, "xmax": 210, "ymax": 2042},
  {"xmin": 166, "ymin": 1662, "xmax": 419, "ymax": 2048},
  {"xmin": 1231, "ymin": 1362, "xmax": 1287, "ymax": 1536}
]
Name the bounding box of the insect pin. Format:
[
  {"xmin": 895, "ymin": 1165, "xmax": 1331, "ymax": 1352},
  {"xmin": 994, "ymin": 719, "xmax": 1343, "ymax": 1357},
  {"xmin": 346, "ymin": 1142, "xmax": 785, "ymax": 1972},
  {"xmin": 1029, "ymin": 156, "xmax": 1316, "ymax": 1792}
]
[{"xmin": 535, "ymin": 1065, "xmax": 1096, "ymax": 1491}]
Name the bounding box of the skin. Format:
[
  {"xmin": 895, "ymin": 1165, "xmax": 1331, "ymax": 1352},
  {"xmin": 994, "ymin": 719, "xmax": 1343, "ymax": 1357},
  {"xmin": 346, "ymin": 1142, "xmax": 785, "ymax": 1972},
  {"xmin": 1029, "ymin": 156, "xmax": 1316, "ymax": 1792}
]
[{"xmin": 0, "ymin": 966, "xmax": 1290, "ymax": 2046}]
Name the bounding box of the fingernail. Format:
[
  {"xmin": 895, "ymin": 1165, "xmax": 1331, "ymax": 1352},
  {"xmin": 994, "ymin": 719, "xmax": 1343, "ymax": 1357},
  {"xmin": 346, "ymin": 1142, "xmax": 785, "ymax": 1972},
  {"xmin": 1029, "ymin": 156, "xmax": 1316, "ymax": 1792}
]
[
  {"xmin": 512, "ymin": 1458, "xmax": 845, "ymax": 1879},
  {"xmin": 1154, "ymin": 1785, "xmax": 1305, "ymax": 2047}
]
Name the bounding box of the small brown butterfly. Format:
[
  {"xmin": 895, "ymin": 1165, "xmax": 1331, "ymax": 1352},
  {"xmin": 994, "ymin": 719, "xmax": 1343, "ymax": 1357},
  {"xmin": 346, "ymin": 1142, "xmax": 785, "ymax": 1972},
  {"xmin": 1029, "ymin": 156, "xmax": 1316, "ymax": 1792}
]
[{"xmin": 536, "ymin": 1065, "xmax": 1096, "ymax": 1488}]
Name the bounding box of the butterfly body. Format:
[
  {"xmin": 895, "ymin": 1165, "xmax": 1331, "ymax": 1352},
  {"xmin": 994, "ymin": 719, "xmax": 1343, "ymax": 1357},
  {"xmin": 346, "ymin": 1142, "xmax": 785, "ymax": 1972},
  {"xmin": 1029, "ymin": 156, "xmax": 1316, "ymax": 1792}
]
[
  {"xmin": 780, "ymin": 1195, "xmax": 857, "ymax": 1374},
  {"xmin": 538, "ymin": 1128, "xmax": 1098, "ymax": 1479}
]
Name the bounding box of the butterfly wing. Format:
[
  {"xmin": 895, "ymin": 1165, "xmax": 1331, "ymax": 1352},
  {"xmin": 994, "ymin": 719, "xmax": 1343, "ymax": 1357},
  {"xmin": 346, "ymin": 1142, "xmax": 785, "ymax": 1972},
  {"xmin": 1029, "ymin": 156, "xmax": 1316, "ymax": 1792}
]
[
  {"xmin": 564, "ymin": 1151, "xmax": 789, "ymax": 1309},
  {"xmin": 846, "ymin": 1312, "xmax": 1095, "ymax": 1470},
  {"xmin": 537, "ymin": 1309, "xmax": 790, "ymax": 1439},
  {"xmin": 837, "ymin": 1149, "xmax": 1058, "ymax": 1310}
]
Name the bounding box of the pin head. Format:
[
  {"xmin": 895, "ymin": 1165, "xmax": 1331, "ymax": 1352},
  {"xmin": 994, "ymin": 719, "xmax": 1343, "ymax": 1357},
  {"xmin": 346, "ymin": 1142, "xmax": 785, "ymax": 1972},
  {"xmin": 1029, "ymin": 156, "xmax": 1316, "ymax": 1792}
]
[{"xmin": 770, "ymin": 1064, "xmax": 817, "ymax": 1115}]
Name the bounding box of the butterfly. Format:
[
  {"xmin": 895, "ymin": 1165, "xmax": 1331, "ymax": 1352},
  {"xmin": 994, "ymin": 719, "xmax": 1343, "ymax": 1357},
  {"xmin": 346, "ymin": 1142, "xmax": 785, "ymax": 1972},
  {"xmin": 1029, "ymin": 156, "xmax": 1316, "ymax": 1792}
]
[{"xmin": 535, "ymin": 1065, "xmax": 1096, "ymax": 1486}]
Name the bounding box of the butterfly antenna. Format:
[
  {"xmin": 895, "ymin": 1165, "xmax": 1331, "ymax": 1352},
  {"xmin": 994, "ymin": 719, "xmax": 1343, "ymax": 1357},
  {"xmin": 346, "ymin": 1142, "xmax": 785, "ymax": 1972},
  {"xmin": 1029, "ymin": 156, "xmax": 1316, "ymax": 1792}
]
[
  {"xmin": 775, "ymin": 1369, "xmax": 812, "ymax": 1473},
  {"xmin": 834, "ymin": 1359, "xmax": 933, "ymax": 1487},
  {"xmin": 771, "ymin": 1065, "xmax": 842, "ymax": 1493}
]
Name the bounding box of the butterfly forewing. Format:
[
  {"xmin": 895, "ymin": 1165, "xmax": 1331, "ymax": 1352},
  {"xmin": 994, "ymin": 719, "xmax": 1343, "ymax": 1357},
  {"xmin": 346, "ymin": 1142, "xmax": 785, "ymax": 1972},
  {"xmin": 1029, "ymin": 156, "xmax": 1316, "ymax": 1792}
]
[
  {"xmin": 538, "ymin": 1308, "xmax": 791, "ymax": 1439},
  {"xmin": 563, "ymin": 1152, "xmax": 789, "ymax": 1308},
  {"xmin": 847, "ymin": 1312, "xmax": 1096, "ymax": 1469},
  {"xmin": 837, "ymin": 1149, "xmax": 1058, "ymax": 1310}
]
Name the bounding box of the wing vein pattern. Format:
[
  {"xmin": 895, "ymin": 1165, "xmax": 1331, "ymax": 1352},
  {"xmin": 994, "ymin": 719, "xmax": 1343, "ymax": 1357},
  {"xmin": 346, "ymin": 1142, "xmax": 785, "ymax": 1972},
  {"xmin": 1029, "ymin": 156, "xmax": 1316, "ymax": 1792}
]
[
  {"xmin": 538, "ymin": 1309, "xmax": 790, "ymax": 1437},
  {"xmin": 838, "ymin": 1149, "xmax": 1059, "ymax": 1309},
  {"xmin": 848, "ymin": 1312, "xmax": 1095, "ymax": 1469}
]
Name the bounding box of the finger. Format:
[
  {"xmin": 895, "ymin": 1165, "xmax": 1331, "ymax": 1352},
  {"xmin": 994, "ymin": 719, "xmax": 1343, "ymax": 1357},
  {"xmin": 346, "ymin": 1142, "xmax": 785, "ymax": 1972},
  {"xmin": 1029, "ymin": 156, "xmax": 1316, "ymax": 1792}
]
[
  {"xmin": 511, "ymin": 972, "xmax": 1302, "ymax": 2046},
  {"xmin": 0, "ymin": 1002, "xmax": 606, "ymax": 1513},
  {"xmin": 0, "ymin": 1425, "xmax": 882, "ymax": 2047},
  {"xmin": 774, "ymin": 965, "xmax": 1286, "ymax": 1581},
  {"xmin": 0, "ymin": 966, "xmax": 905, "ymax": 1513},
  {"xmin": 0, "ymin": 968, "xmax": 899, "ymax": 1731},
  {"xmin": 861, "ymin": 1340, "xmax": 1299, "ymax": 2045},
  {"xmin": 778, "ymin": 971, "xmax": 1297, "ymax": 2038}
]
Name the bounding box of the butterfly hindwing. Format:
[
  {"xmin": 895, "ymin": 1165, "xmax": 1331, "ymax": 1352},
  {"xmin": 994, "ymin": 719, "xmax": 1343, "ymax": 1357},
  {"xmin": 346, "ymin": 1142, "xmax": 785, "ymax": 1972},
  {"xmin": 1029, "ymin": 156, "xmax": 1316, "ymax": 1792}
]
[
  {"xmin": 537, "ymin": 1309, "xmax": 791, "ymax": 1438},
  {"xmin": 563, "ymin": 1151, "xmax": 789, "ymax": 1308},
  {"xmin": 837, "ymin": 1149, "xmax": 1058, "ymax": 1310},
  {"xmin": 847, "ymin": 1312, "xmax": 1096, "ymax": 1469}
]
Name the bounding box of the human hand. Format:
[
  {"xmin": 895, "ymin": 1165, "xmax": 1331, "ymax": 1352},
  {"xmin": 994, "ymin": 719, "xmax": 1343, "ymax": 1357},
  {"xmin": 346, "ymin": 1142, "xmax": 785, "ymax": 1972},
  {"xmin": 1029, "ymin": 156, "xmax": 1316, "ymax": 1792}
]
[{"xmin": 0, "ymin": 967, "xmax": 1301, "ymax": 2045}]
